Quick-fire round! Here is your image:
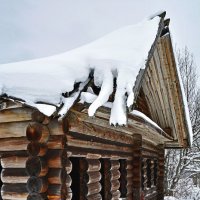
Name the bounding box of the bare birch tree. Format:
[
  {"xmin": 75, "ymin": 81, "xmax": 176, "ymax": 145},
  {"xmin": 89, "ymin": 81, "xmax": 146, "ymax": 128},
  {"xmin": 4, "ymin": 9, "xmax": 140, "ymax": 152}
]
[{"xmin": 165, "ymin": 47, "xmax": 200, "ymax": 198}]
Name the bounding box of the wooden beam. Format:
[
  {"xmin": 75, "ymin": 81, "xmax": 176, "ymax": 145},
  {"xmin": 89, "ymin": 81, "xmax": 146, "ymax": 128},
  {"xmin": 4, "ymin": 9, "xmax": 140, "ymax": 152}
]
[
  {"xmin": 157, "ymin": 144, "xmax": 165, "ymax": 200},
  {"xmin": 132, "ymin": 134, "xmax": 142, "ymax": 200}
]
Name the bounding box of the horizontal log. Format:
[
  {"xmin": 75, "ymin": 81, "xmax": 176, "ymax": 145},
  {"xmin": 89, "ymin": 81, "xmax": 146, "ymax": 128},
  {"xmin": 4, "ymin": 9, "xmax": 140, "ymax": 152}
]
[
  {"xmin": 67, "ymin": 136, "xmax": 132, "ymax": 153},
  {"xmin": 87, "ymin": 193, "xmax": 102, "ymax": 200},
  {"xmin": 68, "ymin": 146, "xmax": 131, "ymax": 159},
  {"xmin": 0, "ymin": 121, "xmax": 29, "ymax": 138},
  {"xmin": 68, "ymin": 110, "xmax": 133, "ymax": 144},
  {"xmin": 27, "ymin": 142, "xmax": 47, "ymax": 157},
  {"xmin": 0, "ymin": 119, "xmax": 64, "ymax": 140},
  {"xmin": 0, "ymin": 150, "xmax": 28, "ymax": 159},
  {"xmin": 84, "ymin": 171, "xmax": 101, "ymax": 184},
  {"xmin": 0, "ymin": 107, "xmax": 32, "ymax": 123},
  {"xmin": 1, "ymin": 183, "xmax": 28, "ymax": 200},
  {"xmin": 1, "ymin": 156, "xmax": 27, "ymax": 168},
  {"xmin": 0, "ymin": 137, "xmax": 28, "ymax": 151},
  {"xmin": 47, "ymin": 149, "xmax": 68, "ymax": 168},
  {"xmin": 27, "ymin": 176, "xmax": 48, "ymax": 193},
  {"xmin": 31, "ymin": 110, "xmax": 50, "ymax": 124},
  {"xmin": 80, "ymin": 159, "xmax": 101, "ymax": 172},
  {"xmin": 84, "ymin": 182, "xmax": 102, "ymax": 196},
  {"xmin": 26, "ymin": 123, "xmax": 49, "ymax": 143},
  {"xmin": 1, "ymin": 168, "xmax": 29, "ymax": 183},
  {"xmin": 26, "ymin": 156, "xmax": 48, "ymax": 177}
]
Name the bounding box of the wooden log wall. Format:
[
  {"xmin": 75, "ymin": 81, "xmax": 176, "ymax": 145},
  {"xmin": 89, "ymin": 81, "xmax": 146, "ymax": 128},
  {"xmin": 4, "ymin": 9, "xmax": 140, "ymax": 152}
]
[
  {"xmin": 26, "ymin": 111, "xmax": 50, "ymax": 200},
  {"xmin": 0, "ymin": 103, "xmax": 167, "ymax": 200},
  {"xmin": 46, "ymin": 119, "xmax": 72, "ymax": 200},
  {"xmin": 0, "ymin": 106, "xmax": 33, "ymax": 200},
  {"xmin": 132, "ymin": 134, "xmax": 142, "ymax": 200}
]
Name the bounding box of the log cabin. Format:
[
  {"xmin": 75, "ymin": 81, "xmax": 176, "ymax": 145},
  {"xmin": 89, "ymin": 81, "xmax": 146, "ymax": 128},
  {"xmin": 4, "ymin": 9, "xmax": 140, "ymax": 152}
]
[{"xmin": 0, "ymin": 11, "xmax": 192, "ymax": 200}]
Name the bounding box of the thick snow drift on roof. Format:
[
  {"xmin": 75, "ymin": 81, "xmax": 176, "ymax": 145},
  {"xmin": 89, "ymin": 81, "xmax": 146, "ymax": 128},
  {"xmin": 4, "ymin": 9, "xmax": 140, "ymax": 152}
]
[{"xmin": 0, "ymin": 16, "xmax": 160, "ymax": 124}]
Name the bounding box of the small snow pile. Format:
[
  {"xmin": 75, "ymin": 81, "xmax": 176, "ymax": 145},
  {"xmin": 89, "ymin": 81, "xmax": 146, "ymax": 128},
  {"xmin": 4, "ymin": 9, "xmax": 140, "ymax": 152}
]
[{"xmin": 0, "ymin": 16, "xmax": 160, "ymax": 124}]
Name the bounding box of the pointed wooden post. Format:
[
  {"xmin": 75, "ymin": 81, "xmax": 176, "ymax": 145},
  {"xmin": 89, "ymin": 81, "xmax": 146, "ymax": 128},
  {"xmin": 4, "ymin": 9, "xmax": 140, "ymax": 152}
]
[
  {"xmin": 157, "ymin": 144, "xmax": 165, "ymax": 200},
  {"xmin": 132, "ymin": 134, "xmax": 142, "ymax": 200}
]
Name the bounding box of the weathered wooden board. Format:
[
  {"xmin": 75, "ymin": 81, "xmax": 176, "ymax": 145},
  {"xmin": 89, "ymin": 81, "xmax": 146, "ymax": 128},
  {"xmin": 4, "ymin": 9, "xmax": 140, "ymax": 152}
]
[
  {"xmin": 1, "ymin": 156, "xmax": 28, "ymax": 168},
  {"xmin": 0, "ymin": 107, "xmax": 33, "ymax": 123}
]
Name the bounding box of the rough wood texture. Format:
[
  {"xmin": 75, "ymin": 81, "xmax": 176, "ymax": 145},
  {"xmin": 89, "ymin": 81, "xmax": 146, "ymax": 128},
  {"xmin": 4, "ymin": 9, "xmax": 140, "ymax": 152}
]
[
  {"xmin": 27, "ymin": 142, "xmax": 47, "ymax": 156},
  {"xmin": 27, "ymin": 177, "xmax": 48, "ymax": 193},
  {"xmin": 157, "ymin": 145, "xmax": 165, "ymax": 200},
  {"xmin": 0, "ymin": 107, "xmax": 32, "ymax": 123},
  {"xmin": 132, "ymin": 134, "xmax": 142, "ymax": 200},
  {"xmin": 26, "ymin": 123, "xmax": 49, "ymax": 143},
  {"xmin": 84, "ymin": 182, "xmax": 102, "ymax": 196},
  {"xmin": 1, "ymin": 168, "xmax": 29, "ymax": 184},
  {"xmin": 48, "ymin": 168, "xmax": 71, "ymax": 185},
  {"xmin": 0, "ymin": 121, "xmax": 30, "ymax": 138},
  {"xmin": 79, "ymin": 158, "xmax": 102, "ymax": 199},
  {"xmin": 80, "ymin": 159, "xmax": 101, "ymax": 172},
  {"xmin": 100, "ymin": 159, "xmax": 121, "ymax": 200},
  {"xmin": 84, "ymin": 171, "xmax": 101, "ymax": 184},
  {"xmin": 31, "ymin": 110, "xmax": 50, "ymax": 124},
  {"xmin": 66, "ymin": 159, "xmax": 72, "ymax": 174},
  {"xmin": 26, "ymin": 156, "xmax": 48, "ymax": 177},
  {"xmin": 0, "ymin": 137, "xmax": 28, "ymax": 151},
  {"xmin": 87, "ymin": 193, "xmax": 102, "ymax": 200},
  {"xmin": 1, "ymin": 183, "xmax": 28, "ymax": 200},
  {"xmin": 47, "ymin": 184, "xmax": 72, "ymax": 199},
  {"xmin": 27, "ymin": 193, "xmax": 48, "ymax": 200},
  {"xmin": 47, "ymin": 149, "xmax": 68, "ymax": 168},
  {"xmin": 142, "ymin": 158, "xmax": 148, "ymax": 190},
  {"xmin": 1, "ymin": 156, "xmax": 27, "ymax": 168}
]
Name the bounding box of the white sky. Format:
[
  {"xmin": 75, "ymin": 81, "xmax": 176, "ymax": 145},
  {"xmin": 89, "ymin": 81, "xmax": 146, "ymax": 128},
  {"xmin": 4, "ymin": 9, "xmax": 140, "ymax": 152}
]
[{"xmin": 0, "ymin": 0, "xmax": 199, "ymax": 76}]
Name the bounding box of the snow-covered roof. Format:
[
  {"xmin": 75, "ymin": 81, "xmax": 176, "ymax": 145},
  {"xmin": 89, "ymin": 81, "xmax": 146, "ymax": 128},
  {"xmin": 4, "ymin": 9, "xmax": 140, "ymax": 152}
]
[
  {"xmin": 0, "ymin": 12, "xmax": 193, "ymax": 147},
  {"xmin": 0, "ymin": 15, "xmax": 162, "ymax": 125}
]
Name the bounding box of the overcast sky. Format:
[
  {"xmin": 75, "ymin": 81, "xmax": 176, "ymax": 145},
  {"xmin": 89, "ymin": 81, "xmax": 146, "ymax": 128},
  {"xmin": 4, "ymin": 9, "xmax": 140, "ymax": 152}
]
[{"xmin": 0, "ymin": 0, "xmax": 199, "ymax": 76}]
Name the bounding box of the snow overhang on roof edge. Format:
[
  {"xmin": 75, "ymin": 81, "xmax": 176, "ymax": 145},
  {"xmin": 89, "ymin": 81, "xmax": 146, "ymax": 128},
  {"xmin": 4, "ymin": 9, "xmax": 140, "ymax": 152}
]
[{"xmin": 0, "ymin": 12, "xmax": 166, "ymax": 126}]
